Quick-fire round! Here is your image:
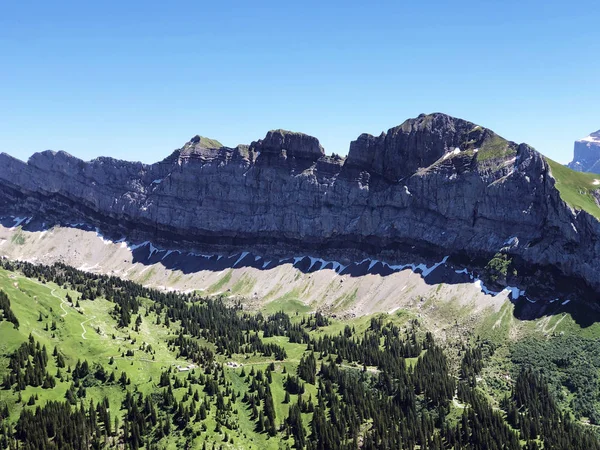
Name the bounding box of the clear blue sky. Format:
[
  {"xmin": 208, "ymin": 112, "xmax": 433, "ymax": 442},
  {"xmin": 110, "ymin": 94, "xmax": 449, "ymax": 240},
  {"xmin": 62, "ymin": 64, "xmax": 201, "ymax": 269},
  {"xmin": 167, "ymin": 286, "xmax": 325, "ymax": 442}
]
[{"xmin": 1, "ymin": 0, "xmax": 598, "ymax": 164}]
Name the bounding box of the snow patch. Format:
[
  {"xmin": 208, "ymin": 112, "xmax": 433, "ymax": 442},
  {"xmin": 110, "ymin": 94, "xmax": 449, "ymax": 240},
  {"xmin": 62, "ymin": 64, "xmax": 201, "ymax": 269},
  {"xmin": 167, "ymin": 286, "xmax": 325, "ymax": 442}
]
[
  {"xmin": 442, "ymin": 148, "xmax": 461, "ymax": 160},
  {"xmin": 233, "ymin": 251, "xmax": 249, "ymax": 267},
  {"xmin": 152, "ymin": 179, "xmax": 163, "ymax": 184},
  {"xmin": 128, "ymin": 241, "xmax": 150, "ymax": 251},
  {"xmin": 562, "ymin": 299, "xmax": 571, "ymax": 306},
  {"xmin": 10, "ymin": 217, "xmax": 27, "ymax": 229},
  {"xmin": 147, "ymin": 243, "xmax": 159, "ymax": 257},
  {"xmin": 95, "ymin": 228, "xmax": 112, "ymax": 245},
  {"xmin": 505, "ymin": 286, "xmax": 525, "ymax": 300},
  {"xmin": 308, "ymin": 257, "xmax": 325, "ymax": 271},
  {"xmin": 594, "ymin": 179, "xmax": 600, "ymax": 186},
  {"xmin": 580, "ymin": 135, "xmax": 600, "ymax": 143}
]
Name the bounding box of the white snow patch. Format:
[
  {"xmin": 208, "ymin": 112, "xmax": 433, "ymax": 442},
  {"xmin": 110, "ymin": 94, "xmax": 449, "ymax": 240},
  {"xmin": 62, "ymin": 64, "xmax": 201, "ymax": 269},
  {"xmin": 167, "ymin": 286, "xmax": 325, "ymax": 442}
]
[
  {"xmin": 404, "ymin": 186, "xmax": 411, "ymax": 195},
  {"xmin": 10, "ymin": 217, "xmax": 27, "ymax": 229},
  {"xmin": 128, "ymin": 241, "xmax": 150, "ymax": 251},
  {"xmin": 580, "ymin": 135, "xmax": 600, "ymax": 143},
  {"xmin": 262, "ymin": 260, "xmax": 271, "ymax": 269},
  {"xmin": 442, "ymin": 148, "xmax": 461, "ymax": 160},
  {"xmin": 562, "ymin": 299, "xmax": 571, "ymax": 306},
  {"xmin": 233, "ymin": 251, "xmax": 249, "ymax": 267},
  {"xmin": 473, "ymin": 279, "xmax": 500, "ymax": 296},
  {"xmin": 503, "ymin": 236, "xmax": 518, "ymax": 247},
  {"xmin": 147, "ymin": 243, "xmax": 159, "ymax": 257},
  {"xmin": 152, "ymin": 179, "xmax": 163, "ymax": 184},
  {"xmin": 95, "ymin": 227, "xmax": 112, "ymax": 245},
  {"xmin": 308, "ymin": 257, "xmax": 325, "ymax": 271},
  {"xmin": 594, "ymin": 179, "xmax": 600, "ymax": 186},
  {"xmin": 505, "ymin": 286, "xmax": 525, "ymax": 300}
]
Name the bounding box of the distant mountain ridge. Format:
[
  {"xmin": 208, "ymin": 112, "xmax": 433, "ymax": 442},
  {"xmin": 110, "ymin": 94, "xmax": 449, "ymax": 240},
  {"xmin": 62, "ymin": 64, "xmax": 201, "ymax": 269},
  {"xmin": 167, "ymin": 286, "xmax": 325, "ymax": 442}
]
[
  {"xmin": 569, "ymin": 130, "xmax": 600, "ymax": 173},
  {"xmin": 0, "ymin": 113, "xmax": 599, "ymax": 304}
]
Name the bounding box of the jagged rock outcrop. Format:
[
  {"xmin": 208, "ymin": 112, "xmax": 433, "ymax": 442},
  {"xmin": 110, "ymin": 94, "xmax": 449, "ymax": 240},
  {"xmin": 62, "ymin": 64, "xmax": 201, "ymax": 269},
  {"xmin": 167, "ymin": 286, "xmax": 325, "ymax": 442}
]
[
  {"xmin": 0, "ymin": 113, "xmax": 599, "ymax": 301},
  {"xmin": 569, "ymin": 130, "xmax": 600, "ymax": 173}
]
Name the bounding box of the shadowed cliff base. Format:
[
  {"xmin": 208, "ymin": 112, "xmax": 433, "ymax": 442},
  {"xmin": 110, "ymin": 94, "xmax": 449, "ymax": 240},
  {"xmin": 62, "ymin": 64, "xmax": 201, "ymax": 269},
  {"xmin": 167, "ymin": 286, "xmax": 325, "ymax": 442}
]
[{"xmin": 0, "ymin": 216, "xmax": 597, "ymax": 327}]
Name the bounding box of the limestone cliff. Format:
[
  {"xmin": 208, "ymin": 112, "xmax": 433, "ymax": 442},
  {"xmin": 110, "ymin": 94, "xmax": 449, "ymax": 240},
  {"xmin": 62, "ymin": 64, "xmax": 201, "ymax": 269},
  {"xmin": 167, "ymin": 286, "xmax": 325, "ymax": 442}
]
[{"xmin": 0, "ymin": 113, "xmax": 598, "ymax": 301}]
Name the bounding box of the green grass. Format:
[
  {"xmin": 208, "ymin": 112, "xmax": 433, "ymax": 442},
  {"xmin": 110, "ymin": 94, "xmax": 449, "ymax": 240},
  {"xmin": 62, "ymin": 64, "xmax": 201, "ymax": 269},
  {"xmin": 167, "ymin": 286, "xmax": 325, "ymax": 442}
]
[
  {"xmin": 207, "ymin": 269, "xmax": 233, "ymax": 293},
  {"xmin": 10, "ymin": 228, "xmax": 25, "ymax": 245},
  {"xmin": 1, "ymin": 266, "xmax": 414, "ymax": 449},
  {"xmin": 194, "ymin": 136, "xmax": 223, "ymax": 149},
  {"xmin": 262, "ymin": 289, "xmax": 311, "ymax": 316},
  {"xmin": 230, "ymin": 273, "xmax": 256, "ymax": 296},
  {"xmin": 477, "ymin": 133, "xmax": 516, "ymax": 162},
  {"xmin": 546, "ymin": 157, "xmax": 600, "ymax": 220},
  {"xmin": 0, "ymin": 268, "xmax": 188, "ymax": 422}
]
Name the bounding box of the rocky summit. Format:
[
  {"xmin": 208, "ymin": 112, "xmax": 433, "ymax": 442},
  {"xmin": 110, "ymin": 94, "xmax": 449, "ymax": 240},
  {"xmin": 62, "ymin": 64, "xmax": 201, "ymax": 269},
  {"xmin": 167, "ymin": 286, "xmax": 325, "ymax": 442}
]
[
  {"xmin": 0, "ymin": 113, "xmax": 599, "ymax": 303},
  {"xmin": 569, "ymin": 130, "xmax": 600, "ymax": 173}
]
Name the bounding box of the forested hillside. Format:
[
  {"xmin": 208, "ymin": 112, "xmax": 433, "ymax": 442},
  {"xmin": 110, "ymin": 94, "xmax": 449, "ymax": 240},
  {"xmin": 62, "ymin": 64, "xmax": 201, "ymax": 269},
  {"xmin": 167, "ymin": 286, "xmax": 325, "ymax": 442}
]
[{"xmin": 0, "ymin": 258, "xmax": 598, "ymax": 449}]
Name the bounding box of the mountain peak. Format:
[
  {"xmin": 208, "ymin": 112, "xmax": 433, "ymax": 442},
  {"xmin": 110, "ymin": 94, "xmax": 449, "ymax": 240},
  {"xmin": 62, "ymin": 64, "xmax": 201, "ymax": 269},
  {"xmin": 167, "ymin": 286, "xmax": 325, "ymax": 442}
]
[
  {"xmin": 569, "ymin": 129, "xmax": 600, "ymax": 173},
  {"xmin": 578, "ymin": 130, "xmax": 600, "ymax": 144},
  {"xmin": 250, "ymin": 129, "xmax": 324, "ymax": 160},
  {"xmin": 347, "ymin": 113, "xmax": 514, "ymax": 180}
]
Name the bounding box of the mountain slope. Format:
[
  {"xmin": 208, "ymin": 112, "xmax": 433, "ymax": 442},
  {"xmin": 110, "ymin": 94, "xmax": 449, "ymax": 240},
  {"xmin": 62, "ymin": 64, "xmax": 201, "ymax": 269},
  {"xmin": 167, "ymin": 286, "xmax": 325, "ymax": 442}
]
[
  {"xmin": 0, "ymin": 113, "xmax": 599, "ymax": 303},
  {"xmin": 569, "ymin": 130, "xmax": 600, "ymax": 173}
]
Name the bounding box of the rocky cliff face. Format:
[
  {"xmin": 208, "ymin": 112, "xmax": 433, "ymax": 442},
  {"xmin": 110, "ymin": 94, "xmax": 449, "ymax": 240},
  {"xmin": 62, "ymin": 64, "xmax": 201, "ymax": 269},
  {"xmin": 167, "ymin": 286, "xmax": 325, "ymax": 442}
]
[
  {"xmin": 0, "ymin": 113, "xmax": 599, "ymax": 301},
  {"xmin": 569, "ymin": 130, "xmax": 600, "ymax": 173}
]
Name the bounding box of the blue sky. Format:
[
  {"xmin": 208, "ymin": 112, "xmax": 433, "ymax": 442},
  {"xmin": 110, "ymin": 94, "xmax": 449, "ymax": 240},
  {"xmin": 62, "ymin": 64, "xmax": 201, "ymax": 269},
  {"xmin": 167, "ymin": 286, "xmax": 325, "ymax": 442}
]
[{"xmin": 0, "ymin": 0, "xmax": 598, "ymax": 164}]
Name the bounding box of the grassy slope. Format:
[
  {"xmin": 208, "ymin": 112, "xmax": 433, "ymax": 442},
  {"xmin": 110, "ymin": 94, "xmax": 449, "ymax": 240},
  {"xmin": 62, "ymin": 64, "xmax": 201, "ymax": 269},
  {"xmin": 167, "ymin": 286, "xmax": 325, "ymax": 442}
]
[
  {"xmin": 477, "ymin": 134, "xmax": 516, "ymax": 162},
  {"xmin": 546, "ymin": 157, "xmax": 600, "ymax": 219},
  {"xmin": 4, "ymin": 262, "xmax": 600, "ymax": 444},
  {"xmin": 0, "ymin": 267, "xmax": 417, "ymax": 449}
]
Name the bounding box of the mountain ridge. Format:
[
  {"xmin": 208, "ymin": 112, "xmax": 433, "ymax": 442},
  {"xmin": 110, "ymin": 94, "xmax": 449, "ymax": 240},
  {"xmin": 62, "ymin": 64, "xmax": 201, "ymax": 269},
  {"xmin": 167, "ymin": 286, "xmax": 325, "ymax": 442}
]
[{"xmin": 0, "ymin": 113, "xmax": 599, "ymax": 303}]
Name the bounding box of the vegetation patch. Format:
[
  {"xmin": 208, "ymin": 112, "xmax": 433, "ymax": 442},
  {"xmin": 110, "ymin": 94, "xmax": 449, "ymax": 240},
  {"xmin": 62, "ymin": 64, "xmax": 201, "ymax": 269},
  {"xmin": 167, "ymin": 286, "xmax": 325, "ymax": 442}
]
[
  {"xmin": 1, "ymin": 259, "xmax": 599, "ymax": 449},
  {"xmin": 545, "ymin": 157, "xmax": 600, "ymax": 220},
  {"xmin": 511, "ymin": 335, "xmax": 600, "ymax": 424},
  {"xmin": 207, "ymin": 269, "xmax": 233, "ymax": 293},
  {"xmin": 477, "ymin": 134, "xmax": 516, "ymax": 162},
  {"xmin": 485, "ymin": 252, "xmax": 513, "ymax": 284},
  {"xmin": 10, "ymin": 229, "xmax": 25, "ymax": 246}
]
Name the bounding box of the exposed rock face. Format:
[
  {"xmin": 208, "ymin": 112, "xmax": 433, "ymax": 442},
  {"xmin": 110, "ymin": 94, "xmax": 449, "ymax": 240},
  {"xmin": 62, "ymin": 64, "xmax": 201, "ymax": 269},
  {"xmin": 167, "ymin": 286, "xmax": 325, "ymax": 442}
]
[
  {"xmin": 0, "ymin": 113, "xmax": 599, "ymax": 300},
  {"xmin": 569, "ymin": 130, "xmax": 600, "ymax": 173},
  {"xmin": 250, "ymin": 129, "xmax": 324, "ymax": 160}
]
